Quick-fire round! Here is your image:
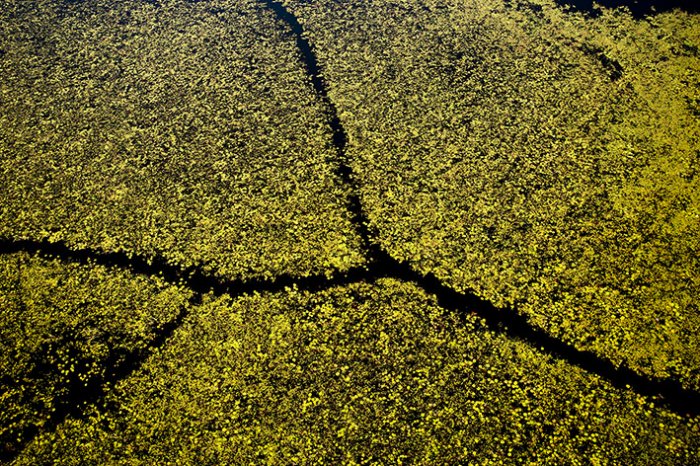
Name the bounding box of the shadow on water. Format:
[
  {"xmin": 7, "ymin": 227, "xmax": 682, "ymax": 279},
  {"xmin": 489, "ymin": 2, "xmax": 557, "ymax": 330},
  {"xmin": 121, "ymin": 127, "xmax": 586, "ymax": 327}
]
[{"xmin": 556, "ymin": 0, "xmax": 700, "ymax": 18}]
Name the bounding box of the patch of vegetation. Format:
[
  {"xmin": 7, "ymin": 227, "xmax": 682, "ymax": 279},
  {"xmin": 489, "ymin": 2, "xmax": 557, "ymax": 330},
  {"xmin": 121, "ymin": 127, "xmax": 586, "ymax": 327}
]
[
  {"xmin": 0, "ymin": 252, "xmax": 192, "ymax": 459},
  {"xmin": 14, "ymin": 279, "xmax": 699, "ymax": 464},
  {"xmin": 0, "ymin": 0, "xmax": 364, "ymax": 281},
  {"xmin": 290, "ymin": 0, "xmax": 700, "ymax": 389}
]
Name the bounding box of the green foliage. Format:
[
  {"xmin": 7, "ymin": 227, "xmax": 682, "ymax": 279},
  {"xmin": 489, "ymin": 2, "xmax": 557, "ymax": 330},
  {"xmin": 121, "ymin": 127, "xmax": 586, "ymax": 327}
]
[
  {"xmin": 14, "ymin": 280, "xmax": 700, "ymax": 464},
  {"xmin": 290, "ymin": 0, "xmax": 700, "ymax": 388},
  {"xmin": 0, "ymin": 0, "xmax": 364, "ymax": 280},
  {"xmin": 0, "ymin": 252, "xmax": 192, "ymax": 458},
  {"xmin": 1, "ymin": 0, "xmax": 699, "ymax": 463}
]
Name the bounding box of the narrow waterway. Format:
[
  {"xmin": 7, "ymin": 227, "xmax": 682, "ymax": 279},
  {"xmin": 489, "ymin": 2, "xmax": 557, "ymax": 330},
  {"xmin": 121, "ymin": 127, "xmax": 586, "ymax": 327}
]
[{"xmin": 255, "ymin": 0, "xmax": 700, "ymax": 418}]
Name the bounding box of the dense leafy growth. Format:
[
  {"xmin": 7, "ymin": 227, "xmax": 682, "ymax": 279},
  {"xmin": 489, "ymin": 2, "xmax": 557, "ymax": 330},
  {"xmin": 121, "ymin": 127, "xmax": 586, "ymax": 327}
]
[
  {"xmin": 1, "ymin": 0, "xmax": 699, "ymax": 463},
  {"xmin": 0, "ymin": 0, "xmax": 364, "ymax": 280},
  {"xmin": 290, "ymin": 0, "xmax": 700, "ymax": 389},
  {"xmin": 14, "ymin": 280, "xmax": 700, "ymax": 464},
  {"xmin": 0, "ymin": 252, "xmax": 192, "ymax": 458}
]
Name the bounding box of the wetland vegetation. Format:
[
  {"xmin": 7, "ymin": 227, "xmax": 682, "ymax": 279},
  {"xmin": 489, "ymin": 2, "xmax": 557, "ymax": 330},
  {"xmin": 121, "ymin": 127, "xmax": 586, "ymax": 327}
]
[{"xmin": 1, "ymin": 0, "xmax": 699, "ymax": 463}]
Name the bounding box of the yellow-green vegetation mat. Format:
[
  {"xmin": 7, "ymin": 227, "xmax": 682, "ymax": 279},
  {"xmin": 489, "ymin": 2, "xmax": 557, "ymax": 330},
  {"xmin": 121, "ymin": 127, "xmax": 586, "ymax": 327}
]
[
  {"xmin": 291, "ymin": 0, "xmax": 700, "ymax": 389},
  {"xmin": 0, "ymin": 0, "xmax": 364, "ymax": 280},
  {"xmin": 2, "ymin": 0, "xmax": 700, "ymax": 463},
  {"xmin": 0, "ymin": 252, "xmax": 192, "ymax": 458},
  {"xmin": 11, "ymin": 279, "xmax": 700, "ymax": 464}
]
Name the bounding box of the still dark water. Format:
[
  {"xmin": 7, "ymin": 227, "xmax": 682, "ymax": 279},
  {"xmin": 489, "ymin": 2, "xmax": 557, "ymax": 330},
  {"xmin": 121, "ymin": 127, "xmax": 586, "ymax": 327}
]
[{"xmin": 557, "ymin": 0, "xmax": 700, "ymax": 18}]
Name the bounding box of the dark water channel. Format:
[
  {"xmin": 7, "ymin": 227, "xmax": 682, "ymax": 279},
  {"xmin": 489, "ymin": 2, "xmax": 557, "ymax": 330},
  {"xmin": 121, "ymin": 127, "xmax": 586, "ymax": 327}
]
[{"xmin": 556, "ymin": 0, "xmax": 700, "ymax": 18}]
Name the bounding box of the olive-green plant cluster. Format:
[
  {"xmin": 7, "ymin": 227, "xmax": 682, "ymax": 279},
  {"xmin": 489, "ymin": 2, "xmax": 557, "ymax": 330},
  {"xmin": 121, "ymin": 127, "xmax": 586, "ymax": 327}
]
[
  {"xmin": 0, "ymin": 252, "xmax": 192, "ymax": 458},
  {"xmin": 290, "ymin": 0, "xmax": 700, "ymax": 389},
  {"xmin": 14, "ymin": 279, "xmax": 699, "ymax": 465},
  {"xmin": 0, "ymin": 0, "xmax": 364, "ymax": 281}
]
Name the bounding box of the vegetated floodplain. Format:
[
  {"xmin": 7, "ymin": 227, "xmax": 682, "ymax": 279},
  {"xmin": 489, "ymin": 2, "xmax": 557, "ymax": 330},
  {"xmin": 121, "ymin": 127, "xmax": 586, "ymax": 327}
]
[
  {"xmin": 13, "ymin": 279, "xmax": 700, "ymax": 464},
  {"xmin": 1, "ymin": 0, "xmax": 699, "ymax": 464},
  {"xmin": 0, "ymin": 0, "xmax": 365, "ymax": 281},
  {"xmin": 291, "ymin": 0, "xmax": 700, "ymax": 390},
  {"xmin": 0, "ymin": 252, "xmax": 192, "ymax": 460}
]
